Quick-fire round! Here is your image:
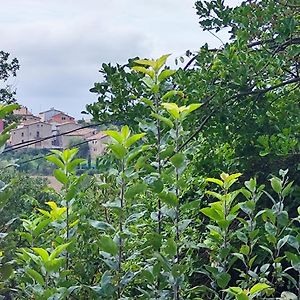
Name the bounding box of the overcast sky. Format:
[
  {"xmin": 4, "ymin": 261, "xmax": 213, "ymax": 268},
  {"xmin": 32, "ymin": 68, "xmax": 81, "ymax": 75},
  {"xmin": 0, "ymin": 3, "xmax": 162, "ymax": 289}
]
[{"xmin": 1, "ymin": 0, "xmax": 241, "ymax": 118}]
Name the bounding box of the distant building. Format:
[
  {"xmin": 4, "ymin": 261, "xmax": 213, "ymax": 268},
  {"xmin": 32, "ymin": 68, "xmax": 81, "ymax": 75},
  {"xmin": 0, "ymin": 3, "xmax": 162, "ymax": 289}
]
[
  {"xmin": 9, "ymin": 120, "xmax": 53, "ymax": 149},
  {"xmin": 61, "ymin": 127, "xmax": 97, "ymax": 149},
  {"xmin": 49, "ymin": 112, "xmax": 75, "ymax": 124},
  {"xmin": 39, "ymin": 108, "xmax": 63, "ymax": 122},
  {"xmin": 13, "ymin": 106, "xmax": 41, "ymax": 122},
  {"xmin": 13, "ymin": 106, "xmax": 32, "ymax": 117},
  {"xmin": 86, "ymin": 131, "xmax": 109, "ymax": 159},
  {"xmin": 52, "ymin": 122, "xmax": 81, "ymax": 147}
]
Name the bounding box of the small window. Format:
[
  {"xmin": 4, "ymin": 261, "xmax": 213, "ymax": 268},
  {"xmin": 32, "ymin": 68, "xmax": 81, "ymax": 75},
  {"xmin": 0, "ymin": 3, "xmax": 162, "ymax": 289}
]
[
  {"xmin": 21, "ymin": 132, "xmax": 24, "ymax": 137},
  {"xmin": 22, "ymin": 139, "xmax": 24, "ymax": 143}
]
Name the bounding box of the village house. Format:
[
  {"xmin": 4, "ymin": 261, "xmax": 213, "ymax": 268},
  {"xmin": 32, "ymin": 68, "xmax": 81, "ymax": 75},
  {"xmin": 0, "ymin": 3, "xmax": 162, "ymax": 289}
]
[
  {"xmin": 39, "ymin": 107, "xmax": 62, "ymax": 122},
  {"xmin": 8, "ymin": 106, "xmax": 109, "ymax": 159},
  {"xmin": 49, "ymin": 112, "xmax": 75, "ymax": 124},
  {"xmin": 8, "ymin": 120, "xmax": 53, "ymax": 149},
  {"xmin": 60, "ymin": 127, "xmax": 97, "ymax": 149},
  {"xmin": 13, "ymin": 106, "xmax": 41, "ymax": 122},
  {"xmin": 86, "ymin": 131, "xmax": 109, "ymax": 159},
  {"xmin": 52, "ymin": 122, "xmax": 81, "ymax": 147}
]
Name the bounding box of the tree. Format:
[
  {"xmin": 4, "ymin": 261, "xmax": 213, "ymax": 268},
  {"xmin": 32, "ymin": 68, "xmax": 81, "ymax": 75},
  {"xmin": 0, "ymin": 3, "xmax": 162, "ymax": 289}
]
[
  {"xmin": 87, "ymin": 0, "xmax": 300, "ymax": 182},
  {"xmin": 0, "ymin": 51, "xmax": 19, "ymax": 104}
]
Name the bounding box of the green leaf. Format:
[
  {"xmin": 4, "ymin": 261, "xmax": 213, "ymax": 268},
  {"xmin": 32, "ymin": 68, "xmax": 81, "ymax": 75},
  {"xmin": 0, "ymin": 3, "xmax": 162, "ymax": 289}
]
[
  {"xmin": 270, "ymin": 177, "xmax": 282, "ymax": 194},
  {"xmin": 46, "ymin": 155, "xmax": 65, "ymax": 169},
  {"xmin": 216, "ymin": 272, "xmax": 231, "ymax": 288},
  {"xmin": 249, "ymin": 283, "xmax": 270, "ymax": 295},
  {"xmin": 150, "ymin": 179, "xmax": 164, "ymax": 194},
  {"xmin": 146, "ymin": 233, "xmax": 162, "ymax": 250},
  {"xmin": 140, "ymin": 97, "xmax": 153, "ymax": 107},
  {"xmin": 150, "ymin": 113, "xmax": 174, "ymax": 128},
  {"xmin": 99, "ymin": 235, "xmax": 118, "ymax": 256},
  {"xmin": 32, "ymin": 248, "xmax": 49, "ymax": 262},
  {"xmin": 161, "ymin": 103, "xmax": 180, "ymax": 119},
  {"xmin": 125, "ymin": 183, "xmax": 147, "ymax": 200},
  {"xmin": 170, "ymin": 153, "xmax": 185, "ymax": 168},
  {"xmin": 164, "ymin": 238, "xmax": 177, "ymax": 257},
  {"xmin": 0, "ymin": 263, "xmax": 13, "ymax": 280},
  {"xmin": 49, "ymin": 242, "xmax": 71, "ymax": 260},
  {"xmin": 26, "ymin": 268, "xmax": 45, "ymax": 286},
  {"xmin": 245, "ymin": 178, "xmax": 256, "ymax": 192},
  {"xmin": 0, "ymin": 104, "xmax": 20, "ymax": 119},
  {"xmin": 159, "ymin": 191, "xmax": 178, "ymax": 207},
  {"xmin": 154, "ymin": 54, "xmax": 171, "ymax": 71},
  {"xmin": 134, "ymin": 58, "xmax": 156, "ymax": 68},
  {"xmin": 205, "ymin": 191, "xmax": 223, "ymax": 201},
  {"xmin": 125, "ymin": 133, "xmax": 146, "ymax": 148},
  {"xmin": 109, "ymin": 143, "xmax": 127, "ymax": 159},
  {"xmin": 89, "ymin": 220, "xmax": 115, "ymax": 232},
  {"xmin": 158, "ymin": 69, "xmax": 176, "ymax": 82},
  {"xmin": 200, "ymin": 207, "xmax": 222, "ymax": 221},
  {"xmin": 132, "ymin": 66, "xmax": 155, "ymax": 78},
  {"xmin": 206, "ymin": 178, "xmax": 224, "ymax": 187},
  {"xmin": 161, "ymin": 90, "xmax": 184, "ymax": 101},
  {"xmin": 282, "ymin": 182, "xmax": 293, "ymax": 197},
  {"xmin": 67, "ymin": 158, "xmax": 86, "ymax": 172},
  {"xmin": 53, "ymin": 169, "xmax": 68, "ymax": 185},
  {"xmin": 236, "ymin": 293, "xmax": 249, "ymax": 300},
  {"xmin": 121, "ymin": 125, "xmax": 131, "ymax": 140},
  {"xmin": 104, "ymin": 130, "xmax": 123, "ymax": 144}
]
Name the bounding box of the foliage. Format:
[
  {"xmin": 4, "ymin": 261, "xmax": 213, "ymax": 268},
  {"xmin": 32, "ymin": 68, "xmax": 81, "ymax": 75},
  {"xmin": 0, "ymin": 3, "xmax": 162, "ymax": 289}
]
[
  {"xmin": 1, "ymin": 1, "xmax": 300, "ymax": 299},
  {"xmin": 0, "ymin": 51, "xmax": 19, "ymax": 105}
]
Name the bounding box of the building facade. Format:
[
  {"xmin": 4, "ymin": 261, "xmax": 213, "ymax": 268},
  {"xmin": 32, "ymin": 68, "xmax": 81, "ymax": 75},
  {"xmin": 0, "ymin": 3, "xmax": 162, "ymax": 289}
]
[{"xmin": 9, "ymin": 121, "xmax": 53, "ymax": 149}]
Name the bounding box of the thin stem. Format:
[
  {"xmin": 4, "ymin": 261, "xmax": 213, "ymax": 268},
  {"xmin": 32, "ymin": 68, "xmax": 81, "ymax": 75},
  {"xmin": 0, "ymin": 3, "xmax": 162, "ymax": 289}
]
[
  {"xmin": 118, "ymin": 158, "xmax": 125, "ymax": 298},
  {"xmin": 66, "ymin": 198, "xmax": 69, "ymax": 270},
  {"xmin": 174, "ymin": 119, "xmax": 180, "ymax": 300},
  {"xmin": 155, "ymin": 93, "xmax": 162, "ymax": 235}
]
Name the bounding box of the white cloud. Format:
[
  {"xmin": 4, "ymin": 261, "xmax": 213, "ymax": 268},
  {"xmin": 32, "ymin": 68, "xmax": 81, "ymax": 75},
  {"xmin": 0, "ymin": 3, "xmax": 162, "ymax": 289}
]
[{"xmin": 1, "ymin": 0, "xmax": 241, "ymax": 117}]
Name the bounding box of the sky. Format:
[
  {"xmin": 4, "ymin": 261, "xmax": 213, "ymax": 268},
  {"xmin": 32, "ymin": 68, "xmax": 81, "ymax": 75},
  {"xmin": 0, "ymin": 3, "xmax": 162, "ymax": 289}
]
[{"xmin": 1, "ymin": 0, "xmax": 241, "ymax": 118}]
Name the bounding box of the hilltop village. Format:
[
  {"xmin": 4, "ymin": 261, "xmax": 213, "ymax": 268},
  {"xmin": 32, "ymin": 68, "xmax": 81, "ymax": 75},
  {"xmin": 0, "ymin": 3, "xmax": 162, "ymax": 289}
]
[{"xmin": 7, "ymin": 106, "xmax": 108, "ymax": 159}]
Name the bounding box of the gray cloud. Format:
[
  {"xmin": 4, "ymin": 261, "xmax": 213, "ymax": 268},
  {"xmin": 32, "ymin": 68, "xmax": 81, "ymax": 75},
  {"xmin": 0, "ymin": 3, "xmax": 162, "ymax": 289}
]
[{"xmin": 1, "ymin": 0, "xmax": 241, "ymax": 118}]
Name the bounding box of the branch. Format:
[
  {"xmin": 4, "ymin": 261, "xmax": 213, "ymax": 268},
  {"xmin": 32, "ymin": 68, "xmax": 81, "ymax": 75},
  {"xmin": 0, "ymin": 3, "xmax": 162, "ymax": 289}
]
[
  {"xmin": 175, "ymin": 76, "xmax": 300, "ymax": 154},
  {"xmin": 183, "ymin": 38, "xmax": 300, "ymax": 70}
]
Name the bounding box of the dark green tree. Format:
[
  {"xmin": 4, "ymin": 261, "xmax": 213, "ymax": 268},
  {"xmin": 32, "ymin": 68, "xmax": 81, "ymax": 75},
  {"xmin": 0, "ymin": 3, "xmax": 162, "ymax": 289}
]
[{"xmin": 0, "ymin": 51, "xmax": 19, "ymax": 104}]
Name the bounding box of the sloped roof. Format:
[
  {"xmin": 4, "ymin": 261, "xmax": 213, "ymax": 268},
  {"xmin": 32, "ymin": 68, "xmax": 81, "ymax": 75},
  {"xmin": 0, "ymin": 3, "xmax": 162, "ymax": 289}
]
[
  {"xmin": 51, "ymin": 112, "xmax": 74, "ymax": 119},
  {"xmin": 65, "ymin": 128, "xmax": 96, "ymax": 137},
  {"xmin": 13, "ymin": 106, "xmax": 33, "ymax": 116},
  {"xmin": 39, "ymin": 108, "xmax": 62, "ymax": 114},
  {"xmin": 21, "ymin": 120, "xmax": 51, "ymax": 126}
]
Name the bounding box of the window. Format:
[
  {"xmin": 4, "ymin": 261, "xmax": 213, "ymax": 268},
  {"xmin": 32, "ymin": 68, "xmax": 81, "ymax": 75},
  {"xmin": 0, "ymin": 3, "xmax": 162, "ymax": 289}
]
[
  {"xmin": 21, "ymin": 132, "xmax": 24, "ymax": 137},
  {"xmin": 62, "ymin": 117, "xmax": 66, "ymax": 120},
  {"xmin": 36, "ymin": 131, "xmax": 40, "ymax": 138}
]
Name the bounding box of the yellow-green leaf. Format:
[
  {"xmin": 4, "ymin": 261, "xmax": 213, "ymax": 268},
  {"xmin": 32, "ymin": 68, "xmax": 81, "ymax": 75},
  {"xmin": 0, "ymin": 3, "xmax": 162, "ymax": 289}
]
[
  {"xmin": 132, "ymin": 66, "xmax": 155, "ymax": 78},
  {"xmin": 158, "ymin": 69, "xmax": 176, "ymax": 82},
  {"xmin": 104, "ymin": 130, "xmax": 123, "ymax": 144}
]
